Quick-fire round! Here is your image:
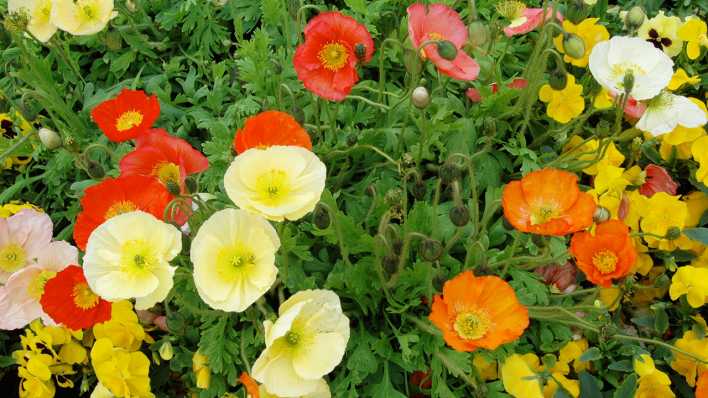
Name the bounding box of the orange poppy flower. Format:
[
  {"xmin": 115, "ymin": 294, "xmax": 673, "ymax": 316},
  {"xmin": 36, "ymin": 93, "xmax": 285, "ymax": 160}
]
[
  {"xmin": 233, "ymin": 110, "xmax": 312, "ymax": 154},
  {"xmin": 429, "ymin": 271, "xmax": 529, "ymax": 352},
  {"xmin": 293, "ymin": 11, "xmax": 374, "ymax": 101},
  {"xmin": 120, "ymin": 128, "xmax": 209, "ymax": 191},
  {"xmin": 502, "ymin": 168, "xmax": 596, "ymax": 236},
  {"xmin": 73, "ymin": 175, "xmax": 172, "ymax": 251},
  {"xmin": 40, "ymin": 265, "xmax": 111, "ymax": 330},
  {"xmin": 570, "ymin": 220, "xmax": 637, "ymax": 287},
  {"xmin": 697, "ymin": 371, "xmax": 708, "ymax": 398},
  {"xmin": 239, "ymin": 372, "xmax": 260, "ymax": 398},
  {"xmin": 91, "ymin": 89, "xmax": 160, "ymax": 142}
]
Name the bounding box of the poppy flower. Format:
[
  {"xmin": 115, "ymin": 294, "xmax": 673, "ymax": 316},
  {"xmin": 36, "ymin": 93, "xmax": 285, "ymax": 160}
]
[
  {"xmin": 502, "ymin": 7, "xmax": 562, "ymax": 37},
  {"xmin": 120, "ymin": 128, "xmax": 209, "ymax": 191},
  {"xmin": 293, "ymin": 11, "xmax": 374, "ymax": 101},
  {"xmin": 73, "ymin": 175, "xmax": 172, "ymax": 251},
  {"xmin": 697, "ymin": 371, "xmax": 708, "ymax": 398},
  {"xmin": 428, "ymin": 271, "xmax": 529, "ymax": 352},
  {"xmin": 40, "ymin": 265, "xmax": 112, "ymax": 330},
  {"xmin": 502, "ymin": 168, "xmax": 596, "ymax": 236},
  {"xmin": 639, "ymin": 164, "xmax": 678, "ymax": 197},
  {"xmin": 91, "ymin": 89, "xmax": 160, "ymax": 142},
  {"xmin": 570, "ymin": 220, "xmax": 637, "ymax": 287},
  {"xmin": 239, "ymin": 372, "xmax": 260, "ymax": 398},
  {"xmin": 407, "ymin": 3, "xmax": 480, "ymax": 81},
  {"xmin": 233, "ymin": 111, "xmax": 312, "ymax": 154}
]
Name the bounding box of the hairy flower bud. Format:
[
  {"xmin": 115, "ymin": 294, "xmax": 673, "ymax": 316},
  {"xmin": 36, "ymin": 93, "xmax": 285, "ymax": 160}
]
[
  {"xmin": 420, "ymin": 239, "xmax": 443, "ymax": 262},
  {"xmin": 549, "ymin": 70, "xmax": 568, "ymax": 91},
  {"xmin": 563, "ymin": 33, "xmax": 586, "ymax": 59},
  {"xmin": 312, "ymin": 203, "xmax": 331, "ymax": 229},
  {"xmin": 468, "ymin": 21, "xmax": 490, "ymax": 48},
  {"xmin": 435, "ymin": 40, "xmax": 457, "ymax": 60},
  {"xmin": 38, "ymin": 128, "xmax": 62, "ymax": 150},
  {"xmin": 625, "ymin": 6, "xmax": 645, "ymax": 29},
  {"xmin": 449, "ymin": 206, "xmax": 470, "ymax": 227},
  {"xmin": 411, "ymin": 86, "xmax": 430, "ymax": 109},
  {"xmin": 355, "ymin": 43, "xmax": 367, "ymax": 60},
  {"xmin": 593, "ymin": 206, "xmax": 610, "ymax": 223}
]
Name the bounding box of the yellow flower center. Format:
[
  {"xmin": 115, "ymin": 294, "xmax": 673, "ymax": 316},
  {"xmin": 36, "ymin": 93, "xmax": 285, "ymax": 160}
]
[
  {"xmin": 27, "ymin": 270, "xmax": 57, "ymax": 300},
  {"xmin": 152, "ymin": 162, "xmax": 181, "ymax": 187},
  {"xmin": 610, "ymin": 63, "xmax": 646, "ymax": 88},
  {"xmin": 318, "ymin": 42, "xmax": 349, "ymax": 71},
  {"xmin": 530, "ymin": 206, "xmax": 560, "ymax": 225},
  {"xmin": 215, "ymin": 245, "xmax": 256, "ymax": 281},
  {"xmin": 254, "ymin": 169, "xmax": 291, "ymax": 206},
  {"xmin": 72, "ymin": 282, "xmax": 100, "ymax": 310},
  {"xmin": 78, "ymin": 1, "xmax": 100, "ymax": 23},
  {"xmin": 105, "ymin": 200, "xmax": 137, "ymax": 219},
  {"xmin": 453, "ymin": 309, "xmax": 492, "ymax": 340},
  {"xmin": 495, "ymin": 0, "xmax": 527, "ymax": 20},
  {"xmin": 120, "ymin": 240, "xmax": 157, "ymax": 273},
  {"xmin": 285, "ymin": 330, "xmax": 300, "ymax": 346},
  {"xmin": 592, "ymin": 250, "xmax": 618, "ymax": 274},
  {"xmin": 0, "ymin": 244, "xmax": 27, "ymax": 273},
  {"xmin": 115, "ymin": 111, "xmax": 144, "ymax": 132}
]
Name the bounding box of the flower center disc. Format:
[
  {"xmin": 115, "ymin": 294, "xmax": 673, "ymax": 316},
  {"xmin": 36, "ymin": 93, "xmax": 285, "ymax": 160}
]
[
  {"xmin": 255, "ymin": 169, "xmax": 291, "ymax": 206},
  {"xmin": 120, "ymin": 240, "xmax": 157, "ymax": 273},
  {"xmin": 530, "ymin": 206, "xmax": 560, "ymax": 225},
  {"xmin": 115, "ymin": 110, "xmax": 144, "ymax": 131},
  {"xmin": 105, "ymin": 200, "xmax": 137, "ymax": 219},
  {"xmin": 318, "ymin": 42, "xmax": 349, "ymax": 71},
  {"xmin": 454, "ymin": 310, "xmax": 492, "ymax": 340},
  {"xmin": 0, "ymin": 244, "xmax": 26, "ymax": 273},
  {"xmin": 592, "ymin": 250, "xmax": 618, "ymax": 274},
  {"xmin": 72, "ymin": 282, "xmax": 100, "ymax": 309},
  {"xmin": 216, "ymin": 245, "xmax": 256, "ymax": 281},
  {"xmin": 153, "ymin": 162, "xmax": 182, "ymax": 187}
]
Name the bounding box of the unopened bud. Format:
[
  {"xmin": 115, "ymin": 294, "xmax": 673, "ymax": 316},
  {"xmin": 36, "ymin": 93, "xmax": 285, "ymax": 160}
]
[
  {"xmin": 623, "ymin": 71, "xmax": 635, "ymax": 95},
  {"xmin": 449, "ymin": 206, "xmax": 470, "ymax": 227},
  {"xmin": 468, "ymin": 21, "xmax": 490, "ymax": 48},
  {"xmin": 38, "ymin": 128, "xmax": 62, "ymax": 150},
  {"xmin": 346, "ymin": 134, "xmax": 358, "ymax": 146},
  {"xmin": 549, "ymin": 70, "xmax": 568, "ymax": 91},
  {"xmin": 159, "ymin": 341, "xmax": 174, "ymax": 361},
  {"xmin": 411, "ymin": 86, "xmax": 430, "ymax": 109},
  {"xmin": 382, "ymin": 254, "xmax": 399, "ymax": 275},
  {"xmin": 355, "ymin": 43, "xmax": 367, "ymax": 61},
  {"xmin": 166, "ymin": 181, "xmax": 181, "ymax": 196},
  {"xmin": 665, "ymin": 227, "xmax": 681, "ymax": 240},
  {"xmin": 420, "ymin": 239, "xmax": 443, "ymax": 262},
  {"xmin": 312, "ymin": 203, "xmax": 331, "ymax": 229},
  {"xmin": 563, "ymin": 33, "xmax": 586, "ymax": 59},
  {"xmin": 435, "ymin": 40, "xmax": 457, "ymax": 61},
  {"xmin": 626, "ymin": 6, "xmax": 645, "ymax": 29},
  {"xmin": 125, "ymin": 0, "xmax": 136, "ymax": 12},
  {"xmin": 593, "ymin": 206, "xmax": 610, "ymax": 223},
  {"xmin": 85, "ymin": 160, "xmax": 105, "ymax": 179}
]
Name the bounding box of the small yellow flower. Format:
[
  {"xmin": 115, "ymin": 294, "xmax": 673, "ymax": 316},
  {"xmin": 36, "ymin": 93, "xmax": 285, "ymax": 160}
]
[
  {"xmin": 593, "ymin": 88, "xmax": 614, "ymax": 109},
  {"xmin": 669, "ymin": 266, "xmax": 708, "ymax": 308},
  {"xmin": 638, "ymin": 11, "xmax": 684, "ymax": 57},
  {"xmin": 563, "ymin": 136, "xmax": 625, "ymax": 176},
  {"xmin": 634, "ymin": 354, "xmax": 675, "ymax": 398},
  {"xmin": 678, "ymin": 16, "xmax": 708, "ymax": 60},
  {"xmin": 668, "ymin": 68, "xmax": 701, "ymax": 91},
  {"xmin": 91, "ymin": 338, "xmax": 153, "ymax": 397},
  {"xmin": 692, "ymin": 136, "xmax": 708, "ymax": 186},
  {"xmin": 539, "ymin": 74, "xmax": 585, "ymax": 123},
  {"xmin": 501, "ymin": 354, "xmax": 544, "ymax": 398},
  {"xmin": 543, "ymin": 373, "xmax": 579, "ymax": 398},
  {"xmin": 639, "ymin": 192, "xmax": 688, "ymax": 250},
  {"xmin": 554, "ymin": 18, "xmax": 609, "ymax": 67},
  {"xmin": 556, "ymin": 339, "xmax": 589, "ymax": 374},
  {"xmin": 670, "ymin": 330, "xmax": 708, "ymax": 387},
  {"xmin": 599, "ymin": 287, "xmax": 622, "ymax": 311},
  {"xmin": 685, "ymin": 191, "xmax": 708, "ymax": 228},
  {"xmin": 192, "ymin": 351, "xmax": 211, "ymax": 389},
  {"xmin": 93, "ymin": 300, "xmax": 149, "ymax": 351}
]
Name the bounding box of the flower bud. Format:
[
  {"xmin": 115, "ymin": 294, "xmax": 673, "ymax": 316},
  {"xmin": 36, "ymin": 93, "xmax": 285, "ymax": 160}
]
[
  {"xmin": 593, "ymin": 206, "xmax": 610, "ymax": 223},
  {"xmin": 435, "ymin": 40, "xmax": 457, "ymax": 61},
  {"xmin": 159, "ymin": 341, "xmax": 174, "ymax": 361},
  {"xmin": 548, "ymin": 70, "xmax": 568, "ymax": 91},
  {"xmin": 38, "ymin": 128, "xmax": 62, "ymax": 150},
  {"xmin": 411, "ymin": 86, "xmax": 430, "ymax": 109},
  {"xmin": 355, "ymin": 43, "xmax": 367, "ymax": 61},
  {"xmin": 622, "ymin": 71, "xmax": 635, "ymax": 95},
  {"xmin": 85, "ymin": 160, "xmax": 105, "ymax": 180},
  {"xmin": 166, "ymin": 181, "xmax": 181, "ymax": 196},
  {"xmin": 625, "ymin": 6, "xmax": 645, "ymax": 29},
  {"xmin": 346, "ymin": 133, "xmax": 358, "ymax": 146},
  {"xmin": 665, "ymin": 227, "xmax": 681, "ymax": 240},
  {"xmin": 312, "ymin": 203, "xmax": 331, "ymax": 229},
  {"xmin": 562, "ymin": 33, "xmax": 585, "ymax": 59},
  {"xmin": 125, "ymin": 0, "xmax": 136, "ymax": 12},
  {"xmin": 420, "ymin": 239, "xmax": 443, "ymax": 262},
  {"xmin": 449, "ymin": 206, "xmax": 470, "ymax": 227},
  {"xmin": 468, "ymin": 21, "xmax": 490, "ymax": 48}
]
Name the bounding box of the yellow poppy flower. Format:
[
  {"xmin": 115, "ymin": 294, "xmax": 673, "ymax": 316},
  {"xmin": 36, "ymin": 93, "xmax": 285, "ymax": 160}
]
[
  {"xmin": 671, "ymin": 330, "xmax": 708, "ymax": 387},
  {"xmin": 501, "ymin": 354, "xmax": 544, "ymax": 398},
  {"xmin": 678, "ymin": 16, "xmax": 708, "ymax": 60},
  {"xmin": 554, "ymin": 18, "xmax": 609, "ymax": 67},
  {"xmin": 634, "ymin": 354, "xmax": 675, "ymax": 398},
  {"xmin": 640, "ymin": 192, "xmax": 688, "ymax": 250},
  {"xmin": 539, "ymin": 74, "xmax": 585, "ymax": 123},
  {"xmin": 638, "ymin": 11, "xmax": 684, "ymax": 57},
  {"xmin": 91, "ymin": 338, "xmax": 153, "ymax": 397},
  {"xmin": 668, "ymin": 68, "xmax": 701, "ymax": 91},
  {"xmin": 7, "ymin": 0, "xmax": 57, "ymax": 42}
]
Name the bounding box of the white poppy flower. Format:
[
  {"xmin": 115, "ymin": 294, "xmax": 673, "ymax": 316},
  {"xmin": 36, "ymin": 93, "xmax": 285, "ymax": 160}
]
[
  {"xmin": 51, "ymin": 0, "xmax": 117, "ymax": 36},
  {"xmin": 588, "ymin": 36, "xmax": 673, "ymax": 101},
  {"xmin": 8, "ymin": 0, "xmax": 57, "ymax": 42},
  {"xmin": 260, "ymin": 378, "xmax": 331, "ymax": 398},
  {"xmin": 191, "ymin": 208, "xmax": 280, "ymax": 312},
  {"xmin": 636, "ymin": 92, "xmax": 708, "ymax": 136},
  {"xmin": 252, "ymin": 290, "xmax": 350, "ymax": 397}
]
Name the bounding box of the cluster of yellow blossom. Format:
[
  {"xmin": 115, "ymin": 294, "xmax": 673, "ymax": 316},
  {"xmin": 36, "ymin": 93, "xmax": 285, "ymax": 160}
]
[
  {"xmin": 634, "ymin": 354, "xmax": 675, "ymax": 398},
  {"xmin": 637, "ymin": 12, "xmax": 708, "ymax": 59},
  {"xmin": 0, "ymin": 202, "xmax": 42, "ymax": 218}
]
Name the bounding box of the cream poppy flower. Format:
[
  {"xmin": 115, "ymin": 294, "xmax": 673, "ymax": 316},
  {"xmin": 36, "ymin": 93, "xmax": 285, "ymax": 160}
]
[
  {"xmin": 8, "ymin": 0, "xmax": 57, "ymax": 42},
  {"xmin": 588, "ymin": 36, "xmax": 673, "ymax": 101},
  {"xmin": 636, "ymin": 92, "xmax": 707, "ymax": 136},
  {"xmin": 83, "ymin": 211, "xmax": 182, "ymax": 310},
  {"xmin": 224, "ymin": 146, "xmax": 326, "ymax": 222},
  {"xmin": 51, "ymin": 0, "xmax": 117, "ymax": 36},
  {"xmin": 259, "ymin": 379, "xmax": 331, "ymax": 398},
  {"xmin": 252, "ymin": 290, "xmax": 350, "ymax": 397},
  {"xmin": 191, "ymin": 208, "xmax": 280, "ymax": 312}
]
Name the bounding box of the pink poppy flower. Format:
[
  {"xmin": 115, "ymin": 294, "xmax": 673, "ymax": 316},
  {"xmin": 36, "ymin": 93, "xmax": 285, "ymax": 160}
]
[
  {"xmin": 0, "ymin": 241, "xmax": 77, "ymax": 330},
  {"xmin": 504, "ymin": 8, "xmax": 563, "ymax": 37},
  {"xmin": 639, "ymin": 164, "xmax": 679, "ymax": 197},
  {"xmin": 407, "ymin": 3, "xmax": 480, "ymax": 81},
  {"xmin": 466, "ymin": 87, "xmax": 483, "ymax": 103},
  {"xmin": 0, "ymin": 210, "xmax": 53, "ymax": 283}
]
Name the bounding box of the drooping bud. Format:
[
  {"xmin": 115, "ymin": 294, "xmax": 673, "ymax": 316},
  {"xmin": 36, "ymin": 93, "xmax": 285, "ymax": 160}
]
[
  {"xmin": 449, "ymin": 206, "xmax": 470, "ymax": 227},
  {"xmin": 382, "ymin": 254, "xmax": 399, "ymax": 275},
  {"xmin": 38, "ymin": 128, "xmax": 62, "ymax": 150},
  {"xmin": 420, "ymin": 239, "xmax": 443, "ymax": 262},
  {"xmin": 355, "ymin": 43, "xmax": 367, "ymax": 61},
  {"xmin": 549, "ymin": 70, "xmax": 568, "ymax": 91},
  {"xmin": 312, "ymin": 203, "xmax": 331, "ymax": 229},
  {"xmin": 435, "ymin": 40, "xmax": 458, "ymax": 61},
  {"xmin": 159, "ymin": 341, "xmax": 174, "ymax": 361},
  {"xmin": 625, "ymin": 6, "xmax": 645, "ymax": 29},
  {"xmin": 411, "ymin": 86, "xmax": 430, "ymax": 109},
  {"xmin": 593, "ymin": 206, "xmax": 610, "ymax": 223},
  {"xmin": 562, "ymin": 33, "xmax": 586, "ymax": 59}
]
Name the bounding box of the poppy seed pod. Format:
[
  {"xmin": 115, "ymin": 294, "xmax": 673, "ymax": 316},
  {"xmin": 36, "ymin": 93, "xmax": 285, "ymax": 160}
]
[
  {"xmin": 38, "ymin": 128, "xmax": 62, "ymax": 150},
  {"xmin": 548, "ymin": 69, "xmax": 568, "ymax": 91},
  {"xmin": 420, "ymin": 238, "xmax": 444, "ymax": 262},
  {"xmin": 435, "ymin": 40, "xmax": 458, "ymax": 61},
  {"xmin": 562, "ymin": 33, "xmax": 586, "ymax": 59},
  {"xmin": 593, "ymin": 206, "xmax": 610, "ymax": 223},
  {"xmin": 468, "ymin": 21, "xmax": 490, "ymax": 48},
  {"xmin": 626, "ymin": 6, "xmax": 645, "ymax": 29},
  {"xmin": 411, "ymin": 86, "xmax": 430, "ymax": 109},
  {"xmin": 449, "ymin": 205, "xmax": 470, "ymax": 227},
  {"xmin": 312, "ymin": 203, "xmax": 331, "ymax": 229}
]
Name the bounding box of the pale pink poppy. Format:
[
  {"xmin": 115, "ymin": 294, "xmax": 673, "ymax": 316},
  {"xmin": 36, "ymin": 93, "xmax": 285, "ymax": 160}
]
[
  {"xmin": 504, "ymin": 8, "xmax": 563, "ymax": 37},
  {"xmin": 407, "ymin": 3, "xmax": 480, "ymax": 81},
  {"xmin": 0, "ymin": 210, "xmax": 53, "ymax": 283},
  {"xmin": 0, "ymin": 241, "xmax": 77, "ymax": 330}
]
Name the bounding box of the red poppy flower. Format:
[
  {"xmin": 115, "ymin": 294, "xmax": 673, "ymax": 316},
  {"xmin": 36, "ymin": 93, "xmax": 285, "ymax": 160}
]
[
  {"xmin": 293, "ymin": 11, "xmax": 374, "ymax": 101},
  {"xmin": 233, "ymin": 111, "xmax": 312, "ymax": 154},
  {"xmin": 466, "ymin": 87, "xmax": 483, "ymax": 103},
  {"xmin": 239, "ymin": 372, "xmax": 260, "ymax": 398},
  {"xmin": 120, "ymin": 128, "xmax": 209, "ymax": 190},
  {"xmin": 40, "ymin": 265, "xmax": 111, "ymax": 330},
  {"xmin": 639, "ymin": 164, "xmax": 678, "ymax": 197},
  {"xmin": 73, "ymin": 175, "xmax": 172, "ymax": 251},
  {"xmin": 407, "ymin": 3, "xmax": 480, "ymax": 81},
  {"xmin": 570, "ymin": 220, "xmax": 637, "ymax": 287},
  {"xmin": 91, "ymin": 89, "xmax": 160, "ymax": 142}
]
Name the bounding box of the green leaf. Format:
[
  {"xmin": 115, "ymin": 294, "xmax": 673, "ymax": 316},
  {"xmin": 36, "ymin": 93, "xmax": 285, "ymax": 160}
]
[
  {"xmin": 613, "ymin": 374, "xmax": 637, "ymax": 398},
  {"xmin": 370, "ymin": 363, "xmax": 407, "ymax": 398},
  {"xmin": 683, "ymin": 228, "xmax": 708, "ymax": 244},
  {"xmin": 579, "ymin": 347, "xmax": 603, "ymax": 362},
  {"xmin": 579, "ymin": 372, "xmax": 603, "ymax": 397}
]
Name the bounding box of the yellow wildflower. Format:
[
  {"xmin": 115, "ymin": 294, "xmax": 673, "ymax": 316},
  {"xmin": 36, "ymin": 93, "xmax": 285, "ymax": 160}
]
[
  {"xmin": 685, "ymin": 192, "xmax": 708, "ymax": 228},
  {"xmin": 671, "ymin": 330, "xmax": 708, "ymax": 386},
  {"xmin": 668, "ymin": 68, "xmax": 701, "ymax": 91},
  {"xmin": 193, "ymin": 351, "xmax": 211, "ymax": 390},
  {"xmin": 634, "ymin": 354, "xmax": 675, "ymax": 398},
  {"xmin": 669, "ymin": 266, "xmax": 708, "ymax": 308},
  {"xmin": 0, "ymin": 202, "xmax": 43, "ymax": 218},
  {"xmin": 501, "ymin": 354, "xmax": 544, "ymax": 398},
  {"xmin": 640, "ymin": 192, "xmax": 688, "ymax": 250},
  {"xmin": 539, "ymin": 74, "xmax": 585, "ymax": 123},
  {"xmin": 557, "ymin": 339, "xmax": 589, "ymax": 374},
  {"xmin": 472, "ymin": 353, "xmax": 498, "ymax": 381},
  {"xmin": 593, "ymin": 88, "xmax": 614, "ymax": 109},
  {"xmin": 631, "ymin": 238, "xmax": 653, "ymax": 275},
  {"xmin": 678, "ymin": 16, "xmax": 708, "ymax": 60},
  {"xmin": 91, "ymin": 338, "xmax": 153, "ymax": 398},
  {"xmin": 543, "ymin": 373, "xmax": 579, "ymax": 398},
  {"xmin": 554, "ymin": 18, "xmax": 609, "ymax": 67},
  {"xmin": 638, "ymin": 11, "xmax": 684, "ymax": 57},
  {"xmin": 93, "ymin": 300, "xmax": 150, "ymax": 351},
  {"xmin": 599, "ymin": 287, "xmax": 622, "ymax": 311},
  {"xmin": 564, "ymin": 136, "xmax": 625, "ymax": 175},
  {"xmin": 692, "ymin": 136, "xmax": 708, "ymax": 186}
]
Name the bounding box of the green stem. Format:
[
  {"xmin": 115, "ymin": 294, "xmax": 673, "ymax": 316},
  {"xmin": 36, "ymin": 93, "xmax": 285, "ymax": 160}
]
[{"xmin": 347, "ymin": 95, "xmax": 390, "ymax": 110}]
